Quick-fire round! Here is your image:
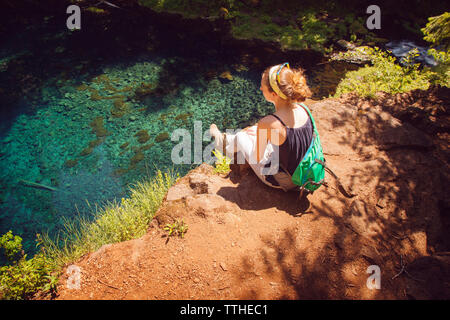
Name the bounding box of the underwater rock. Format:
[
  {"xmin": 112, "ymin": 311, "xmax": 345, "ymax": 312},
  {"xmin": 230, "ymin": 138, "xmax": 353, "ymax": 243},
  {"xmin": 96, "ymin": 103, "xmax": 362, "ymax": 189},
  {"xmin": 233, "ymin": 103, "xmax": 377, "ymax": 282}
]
[
  {"xmin": 134, "ymin": 130, "xmax": 150, "ymax": 144},
  {"xmin": 155, "ymin": 132, "xmax": 169, "ymax": 143},
  {"xmin": 331, "ymin": 42, "xmax": 372, "ymax": 64},
  {"xmin": 80, "ymin": 138, "xmax": 104, "ymax": 157},
  {"xmin": 64, "ymin": 159, "xmax": 78, "ymax": 168},
  {"xmin": 89, "ymin": 138, "xmax": 104, "ymax": 148},
  {"xmin": 80, "ymin": 146, "xmax": 93, "ymax": 156},
  {"xmin": 92, "ymin": 74, "xmax": 110, "ymax": 84},
  {"xmin": 139, "ymin": 143, "xmax": 154, "ymax": 151},
  {"xmin": 113, "ymin": 167, "xmax": 128, "ymax": 177},
  {"xmin": 130, "ymin": 151, "xmax": 144, "ymax": 168},
  {"xmin": 76, "ymin": 84, "xmax": 89, "ymax": 91},
  {"xmin": 111, "ymin": 98, "xmax": 129, "ymax": 118},
  {"xmin": 89, "ymin": 116, "xmax": 110, "ymax": 137},
  {"xmin": 158, "ymin": 113, "xmax": 169, "ymax": 124},
  {"xmin": 90, "ymin": 91, "xmax": 103, "ymax": 101},
  {"xmin": 175, "ymin": 112, "xmax": 192, "ymax": 121},
  {"xmin": 133, "ymin": 82, "xmax": 154, "ymax": 101}
]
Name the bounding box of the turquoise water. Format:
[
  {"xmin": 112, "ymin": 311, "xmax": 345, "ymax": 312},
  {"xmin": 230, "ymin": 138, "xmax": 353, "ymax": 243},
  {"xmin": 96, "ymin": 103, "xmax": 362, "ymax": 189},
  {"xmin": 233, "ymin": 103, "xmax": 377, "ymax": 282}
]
[
  {"xmin": 0, "ymin": 19, "xmax": 280, "ymax": 256},
  {"xmin": 0, "ymin": 11, "xmax": 359, "ymax": 257}
]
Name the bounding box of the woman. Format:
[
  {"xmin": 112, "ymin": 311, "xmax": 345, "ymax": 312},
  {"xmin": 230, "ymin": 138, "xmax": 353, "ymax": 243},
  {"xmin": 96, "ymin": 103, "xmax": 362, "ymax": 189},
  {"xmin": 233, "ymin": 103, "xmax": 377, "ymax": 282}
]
[{"xmin": 210, "ymin": 62, "xmax": 314, "ymax": 191}]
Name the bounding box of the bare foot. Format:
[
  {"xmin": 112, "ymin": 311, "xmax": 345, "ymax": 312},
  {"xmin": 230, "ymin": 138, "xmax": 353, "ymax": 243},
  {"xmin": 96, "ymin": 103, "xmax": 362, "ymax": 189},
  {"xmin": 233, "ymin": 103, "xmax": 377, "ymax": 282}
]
[
  {"xmin": 210, "ymin": 124, "xmax": 224, "ymax": 151},
  {"xmin": 209, "ymin": 124, "xmax": 221, "ymax": 137}
]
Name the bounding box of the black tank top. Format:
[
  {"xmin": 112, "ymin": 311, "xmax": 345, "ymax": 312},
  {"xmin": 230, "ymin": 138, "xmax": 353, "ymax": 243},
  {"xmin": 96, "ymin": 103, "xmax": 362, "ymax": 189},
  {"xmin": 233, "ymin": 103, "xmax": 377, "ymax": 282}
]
[{"xmin": 269, "ymin": 106, "xmax": 314, "ymax": 176}]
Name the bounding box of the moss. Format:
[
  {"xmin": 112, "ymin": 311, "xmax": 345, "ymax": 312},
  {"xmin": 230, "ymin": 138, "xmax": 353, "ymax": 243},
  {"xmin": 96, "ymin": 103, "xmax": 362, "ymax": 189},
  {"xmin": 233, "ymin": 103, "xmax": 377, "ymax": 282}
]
[
  {"xmin": 64, "ymin": 159, "xmax": 78, "ymax": 168},
  {"xmin": 130, "ymin": 4, "xmax": 374, "ymax": 53},
  {"xmin": 89, "ymin": 116, "xmax": 110, "ymax": 138},
  {"xmin": 155, "ymin": 132, "xmax": 169, "ymax": 143},
  {"xmin": 134, "ymin": 129, "xmax": 150, "ymax": 144}
]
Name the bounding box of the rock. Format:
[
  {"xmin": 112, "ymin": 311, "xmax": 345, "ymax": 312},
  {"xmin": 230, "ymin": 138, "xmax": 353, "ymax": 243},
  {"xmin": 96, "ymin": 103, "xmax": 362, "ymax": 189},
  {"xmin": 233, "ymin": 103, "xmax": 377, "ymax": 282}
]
[
  {"xmin": 189, "ymin": 173, "xmax": 212, "ymax": 194},
  {"xmin": 185, "ymin": 194, "xmax": 231, "ymax": 215},
  {"xmin": 165, "ymin": 184, "xmax": 194, "ymax": 201}
]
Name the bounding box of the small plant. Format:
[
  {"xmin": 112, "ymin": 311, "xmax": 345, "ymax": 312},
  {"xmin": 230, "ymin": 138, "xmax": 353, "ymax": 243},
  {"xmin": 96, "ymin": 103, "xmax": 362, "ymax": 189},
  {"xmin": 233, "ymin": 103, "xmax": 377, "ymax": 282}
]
[
  {"xmin": 0, "ymin": 232, "xmax": 56, "ymax": 300},
  {"xmin": 164, "ymin": 219, "xmax": 188, "ymax": 238},
  {"xmin": 212, "ymin": 149, "xmax": 231, "ymax": 175}
]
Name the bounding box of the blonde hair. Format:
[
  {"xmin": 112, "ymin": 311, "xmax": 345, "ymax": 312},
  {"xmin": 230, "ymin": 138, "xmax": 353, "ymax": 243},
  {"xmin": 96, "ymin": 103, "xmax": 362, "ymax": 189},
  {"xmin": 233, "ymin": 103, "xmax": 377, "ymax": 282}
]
[{"xmin": 262, "ymin": 64, "xmax": 312, "ymax": 102}]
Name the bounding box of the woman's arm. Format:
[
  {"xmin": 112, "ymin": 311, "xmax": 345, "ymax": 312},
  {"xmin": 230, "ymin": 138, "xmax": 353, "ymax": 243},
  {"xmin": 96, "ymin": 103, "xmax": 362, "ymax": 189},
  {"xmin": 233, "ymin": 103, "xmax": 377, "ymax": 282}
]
[
  {"xmin": 255, "ymin": 116, "xmax": 284, "ymax": 163},
  {"xmin": 256, "ymin": 117, "xmax": 273, "ymax": 163}
]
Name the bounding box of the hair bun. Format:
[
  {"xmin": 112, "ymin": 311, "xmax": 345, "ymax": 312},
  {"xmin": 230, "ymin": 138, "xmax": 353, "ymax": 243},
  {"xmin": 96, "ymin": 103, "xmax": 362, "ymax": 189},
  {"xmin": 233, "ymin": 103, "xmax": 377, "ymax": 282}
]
[{"xmin": 285, "ymin": 68, "xmax": 312, "ymax": 101}]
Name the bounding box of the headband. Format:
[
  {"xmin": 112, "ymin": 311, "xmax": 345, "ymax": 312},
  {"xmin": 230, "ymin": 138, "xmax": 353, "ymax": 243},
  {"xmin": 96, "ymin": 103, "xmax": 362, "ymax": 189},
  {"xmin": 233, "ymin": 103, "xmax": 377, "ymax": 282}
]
[{"xmin": 268, "ymin": 63, "xmax": 289, "ymax": 100}]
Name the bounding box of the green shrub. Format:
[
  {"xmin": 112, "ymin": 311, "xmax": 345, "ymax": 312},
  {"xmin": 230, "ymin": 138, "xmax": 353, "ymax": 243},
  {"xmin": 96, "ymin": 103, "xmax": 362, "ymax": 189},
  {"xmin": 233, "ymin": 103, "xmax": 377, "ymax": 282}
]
[
  {"xmin": 0, "ymin": 233, "xmax": 57, "ymax": 300},
  {"xmin": 335, "ymin": 12, "xmax": 450, "ymax": 98},
  {"xmin": 334, "ymin": 46, "xmax": 432, "ymax": 98},
  {"xmin": 0, "ymin": 231, "xmax": 23, "ymax": 261},
  {"xmin": 425, "ymin": 48, "xmax": 450, "ymax": 87},
  {"xmin": 421, "ymin": 12, "xmax": 450, "ymax": 51},
  {"xmin": 421, "ymin": 12, "xmax": 450, "ymax": 87}
]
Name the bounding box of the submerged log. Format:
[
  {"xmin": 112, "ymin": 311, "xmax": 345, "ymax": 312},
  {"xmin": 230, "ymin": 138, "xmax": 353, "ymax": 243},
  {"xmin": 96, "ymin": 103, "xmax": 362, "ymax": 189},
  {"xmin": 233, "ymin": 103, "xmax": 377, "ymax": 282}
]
[{"xmin": 19, "ymin": 179, "xmax": 57, "ymax": 191}]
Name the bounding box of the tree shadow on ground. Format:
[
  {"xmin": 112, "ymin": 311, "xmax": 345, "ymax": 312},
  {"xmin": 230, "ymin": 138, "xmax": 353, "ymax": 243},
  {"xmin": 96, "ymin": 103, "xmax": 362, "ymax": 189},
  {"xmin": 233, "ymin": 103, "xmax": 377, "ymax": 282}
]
[{"xmin": 219, "ymin": 92, "xmax": 449, "ymax": 299}]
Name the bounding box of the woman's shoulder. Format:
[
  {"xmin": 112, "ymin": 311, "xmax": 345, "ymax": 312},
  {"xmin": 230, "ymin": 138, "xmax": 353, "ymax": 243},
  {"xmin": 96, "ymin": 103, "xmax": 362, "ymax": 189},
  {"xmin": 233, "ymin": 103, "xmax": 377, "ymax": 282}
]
[{"xmin": 258, "ymin": 114, "xmax": 284, "ymax": 129}]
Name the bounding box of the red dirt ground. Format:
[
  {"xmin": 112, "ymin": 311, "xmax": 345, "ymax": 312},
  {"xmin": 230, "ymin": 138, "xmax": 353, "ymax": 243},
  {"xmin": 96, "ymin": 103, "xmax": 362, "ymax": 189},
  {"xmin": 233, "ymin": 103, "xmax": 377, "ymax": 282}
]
[{"xmin": 47, "ymin": 87, "xmax": 449, "ymax": 300}]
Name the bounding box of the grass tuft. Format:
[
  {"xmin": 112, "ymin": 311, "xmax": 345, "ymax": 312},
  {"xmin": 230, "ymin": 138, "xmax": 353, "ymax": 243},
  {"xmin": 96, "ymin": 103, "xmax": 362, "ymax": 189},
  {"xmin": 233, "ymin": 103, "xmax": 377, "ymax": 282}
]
[{"xmin": 40, "ymin": 170, "xmax": 177, "ymax": 271}]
